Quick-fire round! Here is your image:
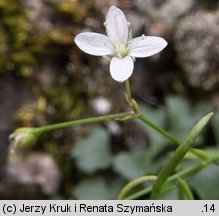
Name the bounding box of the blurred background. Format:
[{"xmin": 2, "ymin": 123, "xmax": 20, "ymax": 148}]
[{"xmin": 0, "ymin": 0, "xmax": 219, "ymax": 199}]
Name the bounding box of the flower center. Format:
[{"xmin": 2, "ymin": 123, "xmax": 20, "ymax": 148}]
[{"xmin": 114, "ymin": 43, "xmax": 128, "ymax": 58}]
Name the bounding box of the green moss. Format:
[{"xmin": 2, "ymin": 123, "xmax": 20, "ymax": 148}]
[
  {"xmin": 54, "ymin": 0, "xmax": 87, "ymax": 23},
  {"xmin": 0, "ymin": 0, "xmax": 49, "ymax": 76}
]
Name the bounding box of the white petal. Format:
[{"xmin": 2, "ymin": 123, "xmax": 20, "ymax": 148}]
[
  {"xmin": 74, "ymin": 32, "xmax": 113, "ymax": 56},
  {"xmin": 128, "ymin": 35, "xmax": 168, "ymax": 58},
  {"xmin": 105, "ymin": 6, "xmax": 129, "ymax": 44},
  {"xmin": 110, "ymin": 56, "xmax": 134, "ymax": 82}
]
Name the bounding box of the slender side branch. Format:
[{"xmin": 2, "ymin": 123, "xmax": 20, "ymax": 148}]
[
  {"xmin": 138, "ymin": 114, "xmax": 209, "ymax": 160},
  {"xmin": 138, "ymin": 114, "xmax": 180, "ymax": 145},
  {"xmin": 122, "ymin": 161, "xmax": 207, "ymax": 200},
  {"xmin": 38, "ymin": 111, "xmax": 136, "ymax": 135},
  {"xmin": 9, "ymin": 111, "xmax": 136, "ymax": 151},
  {"xmin": 118, "ymin": 176, "xmax": 157, "ymax": 200},
  {"xmin": 177, "ymin": 177, "xmax": 194, "ymax": 200}
]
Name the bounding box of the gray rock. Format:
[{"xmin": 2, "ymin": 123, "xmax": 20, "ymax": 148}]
[
  {"xmin": 0, "ymin": 152, "xmax": 60, "ymax": 199},
  {"xmin": 174, "ymin": 10, "xmax": 219, "ymax": 90},
  {"xmin": 136, "ymin": 0, "xmax": 195, "ymax": 26}
]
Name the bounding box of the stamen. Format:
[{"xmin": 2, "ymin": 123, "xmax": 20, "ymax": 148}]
[{"xmin": 115, "ymin": 43, "xmax": 128, "ymax": 58}]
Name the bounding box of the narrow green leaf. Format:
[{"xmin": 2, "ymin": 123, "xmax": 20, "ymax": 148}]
[
  {"xmin": 211, "ymin": 111, "xmax": 219, "ymax": 147},
  {"xmin": 150, "ymin": 112, "xmax": 213, "ymax": 199},
  {"xmin": 124, "ymin": 162, "xmax": 206, "ymax": 200}
]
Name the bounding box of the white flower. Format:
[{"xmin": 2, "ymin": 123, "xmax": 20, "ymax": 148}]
[{"xmin": 74, "ymin": 6, "xmax": 167, "ymax": 83}]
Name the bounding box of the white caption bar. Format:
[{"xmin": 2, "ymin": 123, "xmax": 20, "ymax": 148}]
[{"xmin": 0, "ymin": 200, "xmax": 218, "ymax": 216}]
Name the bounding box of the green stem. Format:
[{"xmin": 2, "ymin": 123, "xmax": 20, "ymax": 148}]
[
  {"xmin": 177, "ymin": 177, "xmax": 194, "ymax": 200},
  {"xmin": 150, "ymin": 112, "xmax": 213, "ymax": 199},
  {"xmin": 124, "ymin": 80, "xmax": 208, "ymax": 162},
  {"xmin": 118, "ymin": 176, "xmax": 157, "ymax": 200},
  {"xmin": 125, "ymin": 79, "xmax": 132, "ymax": 101},
  {"xmin": 122, "ymin": 162, "xmax": 207, "ymax": 200},
  {"xmin": 124, "ymin": 79, "xmax": 140, "ymax": 115},
  {"xmin": 138, "ymin": 114, "xmax": 180, "ymax": 145},
  {"xmin": 138, "ymin": 114, "xmax": 209, "ymax": 161},
  {"xmin": 125, "ymin": 80, "xmax": 179, "ymax": 146},
  {"xmin": 37, "ymin": 111, "xmax": 136, "ymax": 135}
]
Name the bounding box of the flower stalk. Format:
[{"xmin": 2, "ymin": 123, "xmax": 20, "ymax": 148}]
[
  {"xmin": 125, "ymin": 79, "xmax": 140, "ymax": 115},
  {"xmin": 9, "ymin": 112, "xmax": 136, "ymax": 151},
  {"xmin": 39, "ymin": 112, "xmax": 136, "ymax": 134}
]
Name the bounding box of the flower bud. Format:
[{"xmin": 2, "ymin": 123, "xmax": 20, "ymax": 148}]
[{"xmin": 9, "ymin": 127, "xmax": 39, "ymax": 153}]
